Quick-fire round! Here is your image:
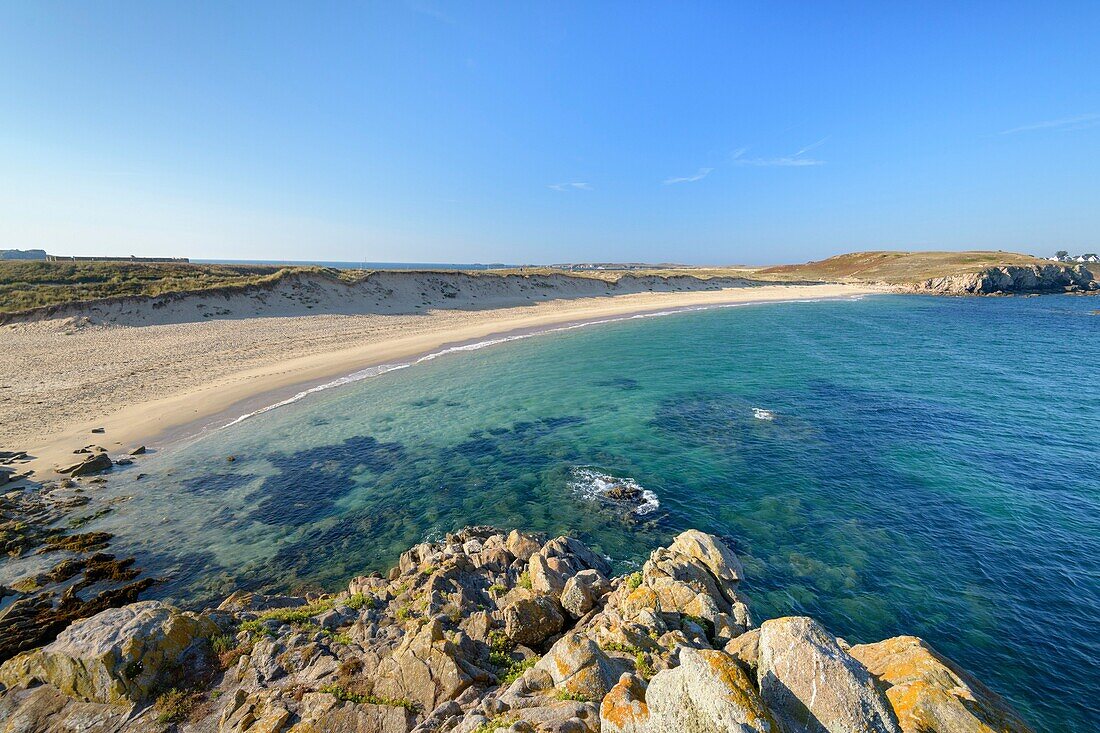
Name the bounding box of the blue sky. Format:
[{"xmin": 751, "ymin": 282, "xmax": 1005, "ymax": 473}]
[{"xmin": 1, "ymin": 2, "xmax": 1098, "ymax": 265}]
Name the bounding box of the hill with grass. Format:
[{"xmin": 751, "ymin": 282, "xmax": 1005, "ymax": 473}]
[{"xmin": 758, "ymin": 250, "xmax": 1055, "ymax": 283}]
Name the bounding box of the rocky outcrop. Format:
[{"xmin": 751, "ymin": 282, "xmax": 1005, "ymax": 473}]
[
  {"xmin": 0, "ymin": 527, "xmax": 1034, "ymax": 733},
  {"xmin": 758, "ymin": 616, "xmax": 900, "ymax": 733},
  {"xmin": 898, "ymin": 264, "xmax": 1096, "ymax": 295},
  {"xmin": 849, "ymin": 636, "xmax": 1033, "ymax": 733},
  {"xmin": 1, "ymin": 473, "xmax": 153, "ymax": 663},
  {"xmin": 607, "ymin": 648, "xmax": 778, "ymax": 733},
  {"xmin": 0, "ymin": 600, "xmax": 218, "ymax": 704}
]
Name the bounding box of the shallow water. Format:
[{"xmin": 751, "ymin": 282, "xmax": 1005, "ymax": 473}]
[{"xmin": 88, "ymin": 294, "xmax": 1098, "ymax": 730}]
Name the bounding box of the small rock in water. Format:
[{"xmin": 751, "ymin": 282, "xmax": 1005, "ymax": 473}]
[
  {"xmin": 604, "ymin": 483, "xmax": 642, "ymax": 501},
  {"xmin": 90, "ymin": 427, "xmax": 105, "ymax": 434},
  {"xmin": 128, "ymin": 446, "xmax": 146, "ymax": 456},
  {"xmin": 57, "ymin": 453, "xmax": 113, "ymax": 477}
]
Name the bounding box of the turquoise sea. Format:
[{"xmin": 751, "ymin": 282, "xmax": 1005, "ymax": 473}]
[{"xmin": 90, "ymin": 294, "xmax": 1098, "ymax": 731}]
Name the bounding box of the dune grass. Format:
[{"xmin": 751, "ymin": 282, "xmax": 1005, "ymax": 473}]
[
  {"xmin": 0, "ymin": 261, "xmax": 339, "ymax": 314},
  {"xmin": 0, "ymin": 260, "xmax": 753, "ymax": 316}
]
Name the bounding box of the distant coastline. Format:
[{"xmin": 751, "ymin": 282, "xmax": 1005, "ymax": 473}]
[{"xmin": 192, "ymin": 258, "xmax": 517, "ymax": 270}]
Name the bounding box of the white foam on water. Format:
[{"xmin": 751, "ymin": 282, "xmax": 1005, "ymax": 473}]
[
  {"xmin": 221, "ymin": 294, "xmax": 866, "ymax": 429},
  {"xmin": 752, "ymin": 407, "xmax": 775, "ymax": 421},
  {"xmin": 569, "ymin": 466, "xmax": 660, "ymax": 516}
]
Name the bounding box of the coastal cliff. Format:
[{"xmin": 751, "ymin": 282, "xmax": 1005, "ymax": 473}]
[
  {"xmin": 0, "ymin": 527, "xmax": 1033, "ymax": 733},
  {"xmin": 895, "ymin": 264, "xmax": 1096, "ymax": 296}
]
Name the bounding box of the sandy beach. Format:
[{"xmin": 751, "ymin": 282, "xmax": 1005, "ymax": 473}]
[{"xmin": 1, "ymin": 282, "xmax": 875, "ymax": 476}]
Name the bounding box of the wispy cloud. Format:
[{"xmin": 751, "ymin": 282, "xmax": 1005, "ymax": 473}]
[
  {"xmin": 549, "ymin": 182, "xmax": 592, "ymax": 191},
  {"xmin": 1001, "ymin": 113, "xmax": 1100, "ymax": 134},
  {"xmin": 734, "ymin": 156, "xmax": 824, "ymax": 167},
  {"xmin": 405, "ymin": 0, "xmax": 455, "ymax": 24},
  {"xmin": 794, "ymin": 136, "xmax": 830, "ymax": 157},
  {"xmin": 664, "ymin": 167, "xmax": 713, "ymax": 184},
  {"xmin": 731, "ymin": 138, "xmax": 827, "ymax": 167}
]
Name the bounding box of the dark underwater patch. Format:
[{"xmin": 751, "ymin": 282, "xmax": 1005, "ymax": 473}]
[
  {"xmin": 248, "ymin": 435, "xmax": 406, "ymax": 526},
  {"xmin": 595, "ymin": 376, "xmax": 641, "ymax": 391}
]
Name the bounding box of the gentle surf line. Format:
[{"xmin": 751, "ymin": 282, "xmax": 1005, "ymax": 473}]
[{"xmin": 221, "ymin": 294, "xmax": 868, "ymax": 430}]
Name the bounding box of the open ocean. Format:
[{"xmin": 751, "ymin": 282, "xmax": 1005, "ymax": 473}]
[{"xmin": 87, "ymin": 294, "xmax": 1099, "ymax": 731}]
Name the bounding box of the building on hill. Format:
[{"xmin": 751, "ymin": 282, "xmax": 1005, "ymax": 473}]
[
  {"xmin": 45, "ymin": 255, "xmax": 190, "ymax": 263},
  {"xmin": 0, "ymin": 249, "xmax": 48, "ymax": 260},
  {"xmin": 1052, "ymin": 251, "xmax": 1099, "ymax": 264}
]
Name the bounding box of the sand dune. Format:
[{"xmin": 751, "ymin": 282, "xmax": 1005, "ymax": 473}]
[
  {"xmin": 0, "ymin": 277, "xmax": 877, "ymax": 476},
  {"xmin": 5, "ymin": 270, "xmax": 760, "ymax": 327}
]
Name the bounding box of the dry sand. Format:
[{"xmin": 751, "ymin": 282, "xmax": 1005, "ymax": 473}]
[{"xmin": 0, "ymin": 281, "xmax": 876, "ymax": 476}]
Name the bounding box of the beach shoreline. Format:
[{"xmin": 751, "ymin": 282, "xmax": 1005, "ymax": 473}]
[{"xmin": 1, "ymin": 283, "xmax": 876, "ymax": 476}]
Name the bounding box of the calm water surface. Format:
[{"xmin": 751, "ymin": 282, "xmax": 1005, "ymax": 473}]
[{"xmin": 91, "ymin": 295, "xmax": 1099, "ymax": 731}]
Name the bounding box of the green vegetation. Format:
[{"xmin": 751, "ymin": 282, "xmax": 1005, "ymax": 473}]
[
  {"xmin": 635, "ymin": 651, "xmax": 655, "ymax": 680},
  {"xmin": 67, "ymin": 507, "xmax": 113, "ymax": 529},
  {"xmin": 487, "ymin": 583, "xmax": 507, "ymax": 596},
  {"xmin": 0, "ymin": 258, "xmax": 750, "ymax": 318},
  {"xmin": 625, "ymin": 571, "xmax": 642, "ymax": 590},
  {"xmin": 238, "ymin": 619, "xmax": 270, "ymax": 637},
  {"xmin": 317, "ymin": 684, "xmax": 419, "ymax": 711},
  {"xmin": 487, "ymin": 630, "xmax": 539, "ymax": 684},
  {"xmin": 345, "ymin": 592, "xmax": 374, "ymax": 610},
  {"xmin": 487, "ymin": 630, "xmax": 513, "ymax": 667},
  {"xmin": 600, "ymin": 641, "xmax": 641, "ymax": 655},
  {"xmin": 239, "ymin": 599, "xmax": 337, "ymax": 638},
  {"xmin": 555, "ymin": 689, "xmax": 594, "ymax": 702},
  {"xmin": 472, "ymin": 715, "xmax": 517, "ymax": 733},
  {"xmin": 0, "ymin": 261, "xmax": 305, "ymax": 314},
  {"xmin": 757, "ymin": 250, "xmax": 1058, "ymax": 284},
  {"xmin": 499, "ymin": 657, "xmax": 538, "ymax": 685},
  {"xmin": 153, "ymin": 688, "xmax": 201, "ymax": 724},
  {"xmin": 209, "ymin": 634, "xmax": 236, "ymax": 656},
  {"xmin": 517, "ymin": 571, "xmax": 532, "ymax": 590}
]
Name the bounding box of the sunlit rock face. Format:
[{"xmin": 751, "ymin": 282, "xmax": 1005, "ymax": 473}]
[{"xmin": 0, "ymin": 527, "xmax": 1033, "ymax": 733}]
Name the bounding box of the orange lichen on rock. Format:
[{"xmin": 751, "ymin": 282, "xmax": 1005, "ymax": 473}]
[
  {"xmin": 600, "ymin": 673, "xmax": 650, "ymax": 732},
  {"xmin": 850, "ymin": 636, "xmax": 1033, "ymax": 733}
]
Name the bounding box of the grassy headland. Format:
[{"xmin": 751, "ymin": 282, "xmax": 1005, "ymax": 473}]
[{"xmin": 756, "ymin": 250, "xmax": 1059, "ymax": 283}]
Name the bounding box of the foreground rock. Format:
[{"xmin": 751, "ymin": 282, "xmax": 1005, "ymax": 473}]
[
  {"xmin": 1, "ymin": 600, "xmax": 218, "ymax": 704},
  {"xmin": 849, "ymin": 636, "xmax": 1033, "ymax": 733},
  {"xmin": 0, "ymin": 527, "xmax": 1034, "ymax": 732},
  {"xmin": 758, "ymin": 616, "xmax": 900, "ymax": 733}
]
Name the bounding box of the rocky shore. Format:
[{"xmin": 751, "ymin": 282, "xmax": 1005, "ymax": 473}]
[
  {"xmin": 896, "ymin": 263, "xmax": 1096, "ymax": 296},
  {"xmin": 0, "ymin": 526, "xmax": 1033, "ymax": 732}
]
